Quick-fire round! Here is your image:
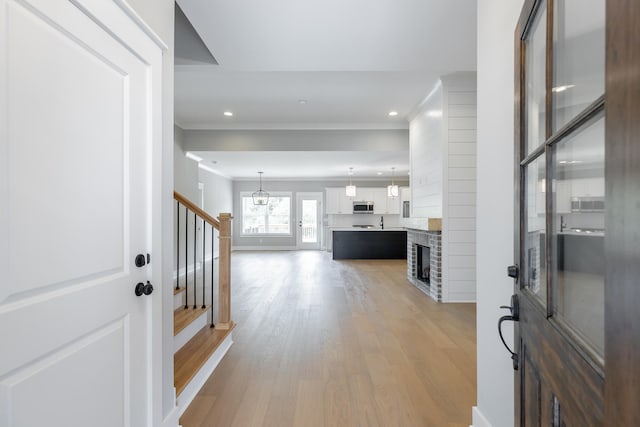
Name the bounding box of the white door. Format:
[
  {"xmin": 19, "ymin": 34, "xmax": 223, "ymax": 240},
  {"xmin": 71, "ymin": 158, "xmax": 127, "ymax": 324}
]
[
  {"xmin": 0, "ymin": 1, "xmax": 164, "ymax": 426},
  {"xmin": 296, "ymin": 193, "xmax": 322, "ymax": 250}
]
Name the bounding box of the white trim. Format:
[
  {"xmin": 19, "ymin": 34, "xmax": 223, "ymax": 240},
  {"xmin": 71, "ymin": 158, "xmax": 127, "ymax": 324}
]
[
  {"xmin": 173, "ymin": 311, "xmax": 207, "ymax": 353},
  {"xmin": 232, "ymin": 246, "xmax": 297, "ymax": 251},
  {"xmin": 233, "ymin": 176, "xmax": 410, "ymax": 183},
  {"xmin": 161, "ymin": 401, "xmax": 179, "ymax": 427},
  {"xmin": 112, "ymin": 0, "xmax": 168, "ymax": 50},
  {"xmin": 171, "ymin": 119, "xmax": 409, "ymax": 131},
  {"xmin": 176, "ymin": 333, "xmax": 233, "ymax": 418},
  {"xmin": 471, "ymin": 406, "xmax": 493, "ymax": 427},
  {"xmin": 198, "ymin": 163, "xmax": 233, "ymax": 180}
]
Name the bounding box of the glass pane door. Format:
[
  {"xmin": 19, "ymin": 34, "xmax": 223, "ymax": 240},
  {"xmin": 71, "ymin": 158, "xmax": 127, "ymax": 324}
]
[
  {"xmin": 296, "ymin": 193, "xmax": 322, "ymax": 250},
  {"xmin": 301, "ymin": 200, "xmax": 318, "ymax": 243}
]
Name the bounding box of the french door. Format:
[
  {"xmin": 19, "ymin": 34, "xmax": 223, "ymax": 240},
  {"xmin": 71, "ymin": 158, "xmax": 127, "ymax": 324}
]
[
  {"xmin": 296, "ymin": 193, "xmax": 322, "ymax": 250},
  {"xmin": 512, "ymin": 0, "xmax": 640, "ymax": 425}
]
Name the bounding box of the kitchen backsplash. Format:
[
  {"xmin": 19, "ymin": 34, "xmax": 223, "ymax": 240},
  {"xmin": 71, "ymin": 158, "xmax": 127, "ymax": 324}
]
[{"xmin": 326, "ymin": 214, "xmax": 402, "ymax": 228}]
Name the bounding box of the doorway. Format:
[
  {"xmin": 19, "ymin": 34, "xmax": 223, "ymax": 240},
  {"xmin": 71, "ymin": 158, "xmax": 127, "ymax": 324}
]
[{"xmin": 296, "ymin": 193, "xmax": 322, "ymax": 250}]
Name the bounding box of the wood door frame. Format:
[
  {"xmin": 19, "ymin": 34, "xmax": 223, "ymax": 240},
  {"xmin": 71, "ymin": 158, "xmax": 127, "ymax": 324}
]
[{"xmin": 604, "ymin": 0, "xmax": 640, "ymax": 424}]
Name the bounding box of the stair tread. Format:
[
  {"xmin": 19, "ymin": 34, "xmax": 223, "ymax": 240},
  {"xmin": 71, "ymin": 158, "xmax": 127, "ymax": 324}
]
[
  {"xmin": 174, "ymin": 286, "xmax": 186, "ymax": 295},
  {"xmin": 174, "ymin": 306, "xmax": 210, "ymax": 336},
  {"xmin": 174, "ymin": 323, "xmax": 235, "ymax": 396}
]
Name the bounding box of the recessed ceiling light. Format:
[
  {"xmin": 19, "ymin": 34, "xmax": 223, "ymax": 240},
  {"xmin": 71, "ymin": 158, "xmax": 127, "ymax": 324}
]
[
  {"xmin": 377, "ymin": 172, "xmax": 383, "ymax": 175},
  {"xmin": 552, "ymin": 85, "xmax": 575, "ymax": 93},
  {"xmin": 298, "ymin": 99, "xmax": 307, "ymax": 105},
  {"xmin": 388, "ymin": 111, "xmax": 398, "ymax": 116},
  {"xmin": 223, "ymin": 111, "xmax": 233, "ymax": 116}
]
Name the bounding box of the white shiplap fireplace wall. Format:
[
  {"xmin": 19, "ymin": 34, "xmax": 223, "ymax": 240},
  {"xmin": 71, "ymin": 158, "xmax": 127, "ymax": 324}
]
[{"xmin": 406, "ymin": 72, "xmax": 477, "ymax": 302}]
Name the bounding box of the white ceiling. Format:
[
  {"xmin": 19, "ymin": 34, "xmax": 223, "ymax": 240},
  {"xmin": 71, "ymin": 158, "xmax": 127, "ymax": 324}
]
[{"xmin": 174, "ymin": 0, "xmax": 477, "ymax": 178}]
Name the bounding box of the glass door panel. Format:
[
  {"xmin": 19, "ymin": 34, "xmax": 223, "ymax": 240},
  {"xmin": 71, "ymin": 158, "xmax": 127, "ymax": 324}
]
[
  {"xmin": 296, "ymin": 193, "xmax": 322, "ymax": 250},
  {"xmin": 525, "ymin": 0, "xmax": 548, "ymax": 155},
  {"xmin": 552, "ymin": 113, "xmax": 605, "ymax": 359},
  {"xmin": 524, "ymin": 156, "xmax": 547, "ymax": 305},
  {"xmin": 552, "ymin": 0, "xmax": 605, "ymax": 131},
  {"xmin": 301, "ymin": 200, "xmax": 318, "ymax": 243}
]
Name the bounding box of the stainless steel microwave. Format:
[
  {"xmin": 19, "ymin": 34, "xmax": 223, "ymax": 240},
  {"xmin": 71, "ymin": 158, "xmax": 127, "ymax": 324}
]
[{"xmin": 353, "ymin": 201, "xmax": 374, "ymax": 214}]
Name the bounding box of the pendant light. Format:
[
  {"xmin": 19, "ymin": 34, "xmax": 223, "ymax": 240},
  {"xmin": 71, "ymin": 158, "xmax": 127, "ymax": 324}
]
[
  {"xmin": 252, "ymin": 171, "xmax": 270, "ymax": 205},
  {"xmin": 345, "ymin": 167, "xmax": 357, "ymax": 197},
  {"xmin": 387, "ymin": 167, "xmax": 399, "ymax": 198}
]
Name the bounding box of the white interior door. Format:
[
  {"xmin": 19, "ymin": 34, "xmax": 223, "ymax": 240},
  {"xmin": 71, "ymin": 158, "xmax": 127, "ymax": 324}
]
[
  {"xmin": 0, "ymin": 0, "xmax": 163, "ymax": 426},
  {"xmin": 296, "ymin": 193, "xmax": 322, "ymax": 250}
]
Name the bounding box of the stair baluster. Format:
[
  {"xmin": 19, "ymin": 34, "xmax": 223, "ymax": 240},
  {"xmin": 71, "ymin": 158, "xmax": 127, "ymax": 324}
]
[
  {"xmin": 202, "ymin": 218, "xmax": 206, "ymax": 309},
  {"xmin": 193, "ymin": 212, "xmax": 197, "ymax": 309},
  {"xmin": 184, "ymin": 206, "xmax": 189, "ymax": 309},
  {"xmin": 176, "ymin": 201, "xmax": 180, "ymax": 290},
  {"xmin": 210, "ymin": 223, "xmax": 215, "ymax": 328}
]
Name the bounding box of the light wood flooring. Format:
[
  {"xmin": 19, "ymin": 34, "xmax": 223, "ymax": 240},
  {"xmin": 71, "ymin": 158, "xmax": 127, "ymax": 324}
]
[{"xmin": 180, "ymin": 251, "xmax": 476, "ymax": 427}]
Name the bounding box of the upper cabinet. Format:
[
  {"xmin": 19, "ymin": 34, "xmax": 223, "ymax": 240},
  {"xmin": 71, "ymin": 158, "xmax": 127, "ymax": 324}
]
[
  {"xmin": 326, "ymin": 187, "xmax": 353, "ymax": 214},
  {"xmin": 326, "ymin": 187, "xmax": 403, "ymax": 215}
]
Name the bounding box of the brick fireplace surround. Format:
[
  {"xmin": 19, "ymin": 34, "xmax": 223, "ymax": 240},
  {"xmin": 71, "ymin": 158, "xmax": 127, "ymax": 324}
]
[{"xmin": 406, "ymin": 229, "xmax": 442, "ymax": 302}]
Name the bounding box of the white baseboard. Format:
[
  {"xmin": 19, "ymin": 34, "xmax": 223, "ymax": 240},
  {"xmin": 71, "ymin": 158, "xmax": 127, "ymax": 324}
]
[
  {"xmin": 232, "ymin": 246, "xmax": 297, "ymax": 251},
  {"xmin": 174, "ymin": 310, "xmax": 208, "ymax": 353},
  {"xmin": 162, "ymin": 403, "xmax": 180, "ymax": 427},
  {"xmin": 176, "ymin": 332, "xmax": 233, "ymax": 419},
  {"xmin": 471, "ymin": 406, "xmax": 493, "ymax": 427}
]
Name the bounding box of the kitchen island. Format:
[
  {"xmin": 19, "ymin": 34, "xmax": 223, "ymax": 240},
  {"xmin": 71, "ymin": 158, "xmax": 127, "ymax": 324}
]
[{"xmin": 331, "ymin": 227, "xmax": 407, "ymax": 260}]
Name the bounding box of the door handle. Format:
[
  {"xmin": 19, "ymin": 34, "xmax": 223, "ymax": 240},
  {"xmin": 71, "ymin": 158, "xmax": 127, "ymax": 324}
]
[
  {"xmin": 498, "ymin": 294, "xmax": 519, "ymax": 370},
  {"xmin": 135, "ymin": 281, "xmax": 154, "ymax": 296},
  {"xmin": 143, "ymin": 281, "xmax": 154, "ymax": 295}
]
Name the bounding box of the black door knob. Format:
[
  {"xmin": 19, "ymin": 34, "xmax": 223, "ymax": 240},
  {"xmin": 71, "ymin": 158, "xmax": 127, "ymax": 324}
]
[
  {"xmin": 135, "ymin": 254, "xmax": 146, "ymax": 267},
  {"xmin": 135, "ymin": 282, "xmax": 145, "ymax": 296},
  {"xmin": 143, "ymin": 281, "xmax": 154, "ymax": 296}
]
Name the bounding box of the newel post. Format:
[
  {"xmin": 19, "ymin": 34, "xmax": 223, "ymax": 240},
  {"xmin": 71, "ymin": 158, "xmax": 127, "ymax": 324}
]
[{"xmin": 216, "ymin": 213, "xmax": 233, "ymax": 330}]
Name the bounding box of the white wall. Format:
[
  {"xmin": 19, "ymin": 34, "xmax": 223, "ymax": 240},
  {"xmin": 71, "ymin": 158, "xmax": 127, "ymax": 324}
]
[
  {"xmin": 442, "ymin": 73, "xmax": 477, "ymax": 303},
  {"xmin": 408, "ymin": 73, "xmax": 477, "ymax": 303},
  {"xmin": 475, "ymin": 1, "xmax": 525, "ymax": 426},
  {"xmin": 409, "ymin": 83, "xmax": 444, "ymax": 221},
  {"xmin": 174, "ymin": 126, "xmax": 200, "ymax": 202},
  {"xmin": 183, "ymin": 129, "xmax": 409, "ymax": 152},
  {"xmin": 199, "ymin": 168, "xmax": 233, "ymax": 258}
]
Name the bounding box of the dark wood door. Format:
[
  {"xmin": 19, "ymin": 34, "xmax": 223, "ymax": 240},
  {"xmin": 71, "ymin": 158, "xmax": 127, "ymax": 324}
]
[{"xmin": 511, "ymin": 0, "xmax": 640, "ymax": 425}]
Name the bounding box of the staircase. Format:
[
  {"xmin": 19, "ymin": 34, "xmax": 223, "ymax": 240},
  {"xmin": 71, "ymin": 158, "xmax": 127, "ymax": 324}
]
[{"xmin": 173, "ymin": 191, "xmax": 235, "ymax": 417}]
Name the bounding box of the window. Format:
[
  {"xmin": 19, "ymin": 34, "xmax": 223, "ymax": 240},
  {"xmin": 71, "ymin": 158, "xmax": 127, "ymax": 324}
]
[{"xmin": 241, "ymin": 193, "xmax": 291, "ymax": 235}]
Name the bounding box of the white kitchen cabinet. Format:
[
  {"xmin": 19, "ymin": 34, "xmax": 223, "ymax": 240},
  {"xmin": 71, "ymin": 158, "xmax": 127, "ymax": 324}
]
[
  {"xmin": 340, "ymin": 191, "xmax": 354, "ymax": 213},
  {"xmin": 326, "ymin": 187, "xmax": 355, "ymax": 214},
  {"xmin": 357, "ymin": 188, "xmax": 374, "ymax": 202},
  {"xmin": 326, "ymin": 187, "xmax": 406, "ymax": 215},
  {"xmin": 554, "ymin": 180, "xmax": 571, "ymax": 214},
  {"xmin": 372, "ymin": 188, "xmax": 387, "ymax": 214},
  {"xmin": 571, "ymin": 177, "xmax": 604, "ymax": 198},
  {"xmin": 386, "ymin": 193, "xmax": 401, "ymax": 214}
]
